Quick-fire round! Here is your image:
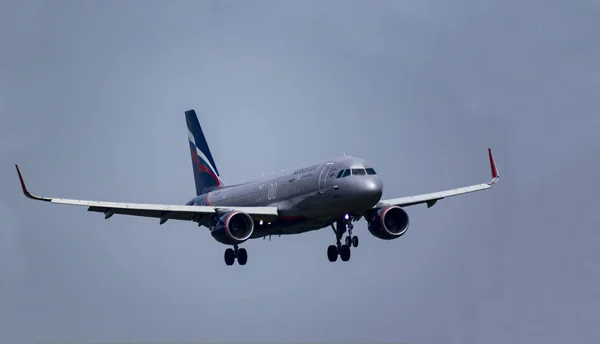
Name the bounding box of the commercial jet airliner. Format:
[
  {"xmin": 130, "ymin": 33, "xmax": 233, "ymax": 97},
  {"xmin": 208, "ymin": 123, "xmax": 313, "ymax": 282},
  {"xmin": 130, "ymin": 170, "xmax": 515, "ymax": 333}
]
[{"xmin": 16, "ymin": 109, "xmax": 500, "ymax": 265}]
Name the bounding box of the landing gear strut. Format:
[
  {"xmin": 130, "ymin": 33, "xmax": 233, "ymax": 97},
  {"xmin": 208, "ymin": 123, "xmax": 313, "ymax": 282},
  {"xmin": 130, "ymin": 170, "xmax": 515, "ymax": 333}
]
[
  {"xmin": 327, "ymin": 215, "xmax": 358, "ymax": 262},
  {"xmin": 224, "ymin": 244, "xmax": 248, "ymax": 266}
]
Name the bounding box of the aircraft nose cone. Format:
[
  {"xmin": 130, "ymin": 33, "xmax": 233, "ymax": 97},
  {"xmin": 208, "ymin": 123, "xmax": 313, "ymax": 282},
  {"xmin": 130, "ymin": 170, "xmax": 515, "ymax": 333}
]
[{"xmin": 361, "ymin": 177, "xmax": 383, "ymax": 200}]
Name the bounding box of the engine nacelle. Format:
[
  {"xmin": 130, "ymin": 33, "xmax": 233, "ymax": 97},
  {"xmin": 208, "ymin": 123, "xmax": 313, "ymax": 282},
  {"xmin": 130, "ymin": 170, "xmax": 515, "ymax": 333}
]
[
  {"xmin": 210, "ymin": 211, "xmax": 255, "ymax": 245},
  {"xmin": 366, "ymin": 205, "xmax": 410, "ymax": 240}
]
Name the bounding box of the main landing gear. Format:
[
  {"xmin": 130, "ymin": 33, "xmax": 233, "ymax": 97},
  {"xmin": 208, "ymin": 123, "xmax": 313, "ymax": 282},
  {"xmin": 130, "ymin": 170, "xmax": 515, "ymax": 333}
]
[
  {"xmin": 224, "ymin": 245, "xmax": 247, "ymax": 266},
  {"xmin": 327, "ymin": 216, "xmax": 359, "ymax": 262}
]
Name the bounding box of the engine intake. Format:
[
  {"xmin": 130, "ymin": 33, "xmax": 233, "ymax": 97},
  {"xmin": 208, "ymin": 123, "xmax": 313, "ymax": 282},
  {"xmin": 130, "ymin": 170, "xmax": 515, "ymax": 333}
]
[
  {"xmin": 366, "ymin": 205, "xmax": 410, "ymax": 240},
  {"xmin": 210, "ymin": 211, "xmax": 255, "ymax": 245}
]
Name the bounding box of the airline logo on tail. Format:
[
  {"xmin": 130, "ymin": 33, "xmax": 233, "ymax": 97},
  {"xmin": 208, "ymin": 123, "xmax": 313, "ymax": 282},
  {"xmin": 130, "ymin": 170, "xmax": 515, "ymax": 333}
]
[{"xmin": 188, "ymin": 130, "xmax": 221, "ymax": 187}]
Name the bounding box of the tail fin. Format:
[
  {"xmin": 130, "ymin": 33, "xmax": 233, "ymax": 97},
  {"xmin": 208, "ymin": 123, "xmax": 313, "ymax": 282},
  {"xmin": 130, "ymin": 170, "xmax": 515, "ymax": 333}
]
[{"xmin": 185, "ymin": 109, "xmax": 223, "ymax": 195}]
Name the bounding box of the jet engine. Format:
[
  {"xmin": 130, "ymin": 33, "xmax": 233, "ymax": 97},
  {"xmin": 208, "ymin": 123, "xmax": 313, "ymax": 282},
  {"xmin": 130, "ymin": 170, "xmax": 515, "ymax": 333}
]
[
  {"xmin": 366, "ymin": 205, "xmax": 410, "ymax": 240},
  {"xmin": 210, "ymin": 211, "xmax": 255, "ymax": 245}
]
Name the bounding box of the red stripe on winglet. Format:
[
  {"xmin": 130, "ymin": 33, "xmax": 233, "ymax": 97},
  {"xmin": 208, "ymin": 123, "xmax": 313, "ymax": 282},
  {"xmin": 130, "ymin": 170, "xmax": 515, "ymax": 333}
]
[{"xmin": 488, "ymin": 148, "xmax": 498, "ymax": 179}]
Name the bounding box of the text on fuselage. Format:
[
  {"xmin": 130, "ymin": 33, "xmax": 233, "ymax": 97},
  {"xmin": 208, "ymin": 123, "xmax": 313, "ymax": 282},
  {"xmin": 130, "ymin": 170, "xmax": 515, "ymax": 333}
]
[{"xmin": 293, "ymin": 164, "xmax": 319, "ymax": 175}]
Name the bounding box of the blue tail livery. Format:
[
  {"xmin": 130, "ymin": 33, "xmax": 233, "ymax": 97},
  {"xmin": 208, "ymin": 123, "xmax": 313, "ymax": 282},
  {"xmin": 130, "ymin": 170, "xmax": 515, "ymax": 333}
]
[{"xmin": 185, "ymin": 109, "xmax": 223, "ymax": 195}]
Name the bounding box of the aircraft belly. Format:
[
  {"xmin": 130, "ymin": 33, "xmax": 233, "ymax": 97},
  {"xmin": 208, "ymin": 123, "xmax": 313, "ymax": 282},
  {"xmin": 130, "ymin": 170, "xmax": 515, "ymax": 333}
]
[
  {"xmin": 294, "ymin": 193, "xmax": 348, "ymax": 218},
  {"xmin": 248, "ymin": 196, "xmax": 349, "ymax": 240},
  {"xmin": 251, "ymin": 221, "xmax": 328, "ymax": 238}
]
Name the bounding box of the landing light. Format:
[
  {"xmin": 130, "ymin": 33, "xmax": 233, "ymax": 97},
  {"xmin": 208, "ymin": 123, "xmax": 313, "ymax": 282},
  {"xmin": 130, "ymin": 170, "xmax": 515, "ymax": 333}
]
[{"xmin": 344, "ymin": 214, "xmax": 350, "ymax": 220}]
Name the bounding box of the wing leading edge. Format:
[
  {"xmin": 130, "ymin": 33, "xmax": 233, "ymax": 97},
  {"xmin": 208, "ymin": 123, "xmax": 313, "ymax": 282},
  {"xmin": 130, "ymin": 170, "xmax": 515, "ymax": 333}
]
[
  {"xmin": 376, "ymin": 148, "xmax": 500, "ymax": 209},
  {"xmin": 15, "ymin": 165, "xmax": 279, "ymax": 224}
]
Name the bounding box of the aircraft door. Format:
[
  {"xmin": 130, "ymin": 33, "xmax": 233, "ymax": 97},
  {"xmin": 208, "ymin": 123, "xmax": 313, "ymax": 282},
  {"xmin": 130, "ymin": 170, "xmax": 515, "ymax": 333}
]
[{"xmin": 319, "ymin": 162, "xmax": 334, "ymax": 194}]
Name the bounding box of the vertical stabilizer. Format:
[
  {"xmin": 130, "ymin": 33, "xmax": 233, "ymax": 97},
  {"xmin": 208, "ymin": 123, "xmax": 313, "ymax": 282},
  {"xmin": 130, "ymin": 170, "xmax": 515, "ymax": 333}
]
[{"xmin": 185, "ymin": 109, "xmax": 223, "ymax": 195}]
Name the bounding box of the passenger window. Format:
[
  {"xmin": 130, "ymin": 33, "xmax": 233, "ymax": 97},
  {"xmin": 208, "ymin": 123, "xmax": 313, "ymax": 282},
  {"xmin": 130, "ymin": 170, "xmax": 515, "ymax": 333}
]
[
  {"xmin": 351, "ymin": 168, "xmax": 366, "ymax": 175},
  {"xmin": 336, "ymin": 170, "xmax": 345, "ymax": 178},
  {"xmin": 342, "ymin": 169, "xmax": 350, "ymax": 178},
  {"xmin": 366, "ymin": 168, "xmax": 376, "ymax": 175}
]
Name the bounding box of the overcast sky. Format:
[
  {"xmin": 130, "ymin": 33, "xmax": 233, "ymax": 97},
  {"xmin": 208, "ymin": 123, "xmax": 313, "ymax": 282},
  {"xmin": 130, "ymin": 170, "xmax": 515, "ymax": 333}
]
[{"xmin": 1, "ymin": 0, "xmax": 599, "ymax": 343}]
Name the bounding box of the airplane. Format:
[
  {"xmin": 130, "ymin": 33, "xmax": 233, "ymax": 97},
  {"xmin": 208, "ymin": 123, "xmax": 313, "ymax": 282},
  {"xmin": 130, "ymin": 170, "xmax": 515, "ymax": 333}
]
[{"xmin": 15, "ymin": 109, "xmax": 500, "ymax": 266}]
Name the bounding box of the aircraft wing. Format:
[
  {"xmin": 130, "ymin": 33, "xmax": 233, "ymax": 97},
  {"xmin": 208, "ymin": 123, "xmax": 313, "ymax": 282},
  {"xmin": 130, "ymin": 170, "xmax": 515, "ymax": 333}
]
[
  {"xmin": 15, "ymin": 165, "xmax": 279, "ymax": 224},
  {"xmin": 376, "ymin": 148, "xmax": 500, "ymax": 209}
]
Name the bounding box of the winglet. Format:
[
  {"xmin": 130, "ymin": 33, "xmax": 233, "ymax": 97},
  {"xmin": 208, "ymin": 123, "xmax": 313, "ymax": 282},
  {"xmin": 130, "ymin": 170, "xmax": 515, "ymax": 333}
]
[
  {"xmin": 488, "ymin": 148, "xmax": 500, "ymax": 184},
  {"xmin": 15, "ymin": 165, "xmax": 50, "ymax": 201}
]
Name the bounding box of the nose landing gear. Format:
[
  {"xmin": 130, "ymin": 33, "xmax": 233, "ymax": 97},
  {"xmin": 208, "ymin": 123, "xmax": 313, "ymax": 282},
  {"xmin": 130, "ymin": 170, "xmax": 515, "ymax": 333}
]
[
  {"xmin": 224, "ymin": 244, "xmax": 248, "ymax": 266},
  {"xmin": 327, "ymin": 215, "xmax": 359, "ymax": 262}
]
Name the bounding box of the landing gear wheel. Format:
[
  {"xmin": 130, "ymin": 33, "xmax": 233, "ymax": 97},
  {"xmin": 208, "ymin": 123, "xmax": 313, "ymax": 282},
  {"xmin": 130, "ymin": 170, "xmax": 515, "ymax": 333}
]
[
  {"xmin": 327, "ymin": 245, "xmax": 338, "ymax": 262},
  {"xmin": 237, "ymin": 248, "xmax": 248, "ymax": 265},
  {"xmin": 340, "ymin": 245, "xmax": 351, "ymax": 262},
  {"xmin": 224, "ymin": 248, "xmax": 235, "ymax": 266},
  {"xmin": 329, "ymin": 216, "xmax": 358, "ymax": 262}
]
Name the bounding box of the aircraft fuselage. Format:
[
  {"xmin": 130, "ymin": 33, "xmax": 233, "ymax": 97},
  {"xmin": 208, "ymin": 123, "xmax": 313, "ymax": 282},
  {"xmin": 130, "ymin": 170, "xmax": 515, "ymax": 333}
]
[{"xmin": 186, "ymin": 155, "xmax": 383, "ymax": 239}]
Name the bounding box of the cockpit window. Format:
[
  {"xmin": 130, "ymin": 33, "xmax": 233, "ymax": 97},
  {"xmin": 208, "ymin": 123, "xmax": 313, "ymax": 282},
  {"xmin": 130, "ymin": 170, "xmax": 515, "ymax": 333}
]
[
  {"xmin": 342, "ymin": 169, "xmax": 350, "ymax": 178},
  {"xmin": 336, "ymin": 170, "xmax": 345, "ymax": 178},
  {"xmin": 365, "ymin": 168, "xmax": 376, "ymax": 175},
  {"xmin": 351, "ymin": 168, "xmax": 366, "ymax": 175}
]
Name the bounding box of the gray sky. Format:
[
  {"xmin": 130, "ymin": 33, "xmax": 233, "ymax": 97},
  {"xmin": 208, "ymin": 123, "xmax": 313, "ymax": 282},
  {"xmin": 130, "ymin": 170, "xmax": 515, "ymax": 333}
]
[{"xmin": 1, "ymin": 0, "xmax": 599, "ymax": 343}]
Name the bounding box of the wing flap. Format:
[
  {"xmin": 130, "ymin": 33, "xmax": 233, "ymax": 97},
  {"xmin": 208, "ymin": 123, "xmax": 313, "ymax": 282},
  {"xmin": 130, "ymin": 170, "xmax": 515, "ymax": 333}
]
[
  {"xmin": 87, "ymin": 206, "xmax": 187, "ymax": 220},
  {"xmin": 377, "ymin": 148, "xmax": 500, "ymax": 208}
]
